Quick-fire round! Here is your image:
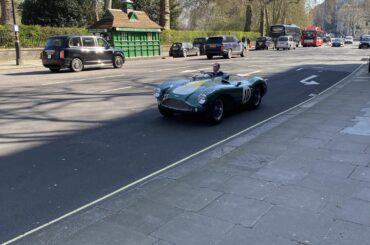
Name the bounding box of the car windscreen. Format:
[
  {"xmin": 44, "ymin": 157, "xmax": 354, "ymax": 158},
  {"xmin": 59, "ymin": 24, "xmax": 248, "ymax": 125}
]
[
  {"xmin": 303, "ymin": 31, "xmax": 315, "ymax": 39},
  {"xmin": 193, "ymin": 38, "xmax": 206, "ymax": 44},
  {"xmin": 257, "ymin": 37, "xmax": 267, "ymax": 41},
  {"xmin": 172, "ymin": 43, "xmax": 182, "ymax": 48},
  {"xmin": 207, "ymin": 37, "xmax": 223, "ymax": 44},
  {"xmin": 45, "ymin": 37, "xmax": 65, "ymax": 49},
  {"xmin": 333, "ymin": 38, "xmax": 342, "ymax": 42},
  {"xmin": 278, "ymin": 36, "xmax": 288, "ymax": 41},
  {"xmin": 361, "ymin": 37, "xmax": 370, "ymax": 42},
  {"xmin": 270, "ymin": 26, "xmax": 284, "ymax": 33}
]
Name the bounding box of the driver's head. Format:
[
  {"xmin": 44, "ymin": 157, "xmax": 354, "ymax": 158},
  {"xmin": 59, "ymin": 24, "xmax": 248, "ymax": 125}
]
[{"xmin": 213, "ymin": 63, "xmax": 220, "ymax": 73}]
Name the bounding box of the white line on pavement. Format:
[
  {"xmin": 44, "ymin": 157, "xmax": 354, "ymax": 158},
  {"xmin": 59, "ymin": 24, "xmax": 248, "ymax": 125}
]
[
  {"xmin": 2, "ymin": 63, "xmax": 364, "ymax": 245},
  {"xmin": 237, "ymin": 70, "xmax": 262, "ymax": 77},
  {"xmin": 100, "ymin": 86, "xmax": 132, "ymax": 93},
  {"xmin": 296, "ymin": 68, "xmax": 303, "ymax": 71},
  {"xmin": 299, "ymin": 75, "xmax": 319, "ymax": 85},
  {"xmin": 42, "ymin": 75, "xmax": 125, "ymax": 86}
]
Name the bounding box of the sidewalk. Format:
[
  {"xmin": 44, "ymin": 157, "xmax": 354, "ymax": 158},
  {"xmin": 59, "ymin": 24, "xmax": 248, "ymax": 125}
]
[{"xmin": 9, "ymin": 64, "xmax": 370, "ymax": 245}]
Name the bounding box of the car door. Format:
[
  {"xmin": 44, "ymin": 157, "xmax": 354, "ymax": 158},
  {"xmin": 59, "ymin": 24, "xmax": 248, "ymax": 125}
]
[
  {"xmin": 188, "ymin": 43, "xmax": 197, "ymax": 55},
  {"xmin": 81, "ymin": 37, "xmax": 98, "ymax": 65},
  {"xmin": 96, "ymin": 37, "xmax": 113, "ymax": 64}
]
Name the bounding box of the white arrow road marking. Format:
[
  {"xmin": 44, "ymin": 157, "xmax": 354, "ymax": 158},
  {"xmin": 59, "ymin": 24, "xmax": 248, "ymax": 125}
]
[
  {"xmin": 100, "ymin": 86, "xmax": 132, "ymax": 93},
  {"xmin": 300, "ymin": 75, "xmax": 319, "ymax": 85},
  {"xmin": 296, "ymin": 68, "xmax": 303, "ymax": 71},
  {"xmin": 237, "ymin": 70, "xmax": 262, "ymax": 77},
  {"xmin": 309, "ymin": 93, "xmax": 317, "ymax": 97}
]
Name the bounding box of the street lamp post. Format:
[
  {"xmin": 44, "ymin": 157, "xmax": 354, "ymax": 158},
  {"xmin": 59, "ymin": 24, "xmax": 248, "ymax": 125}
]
[{"xmin": 11, "ymin": 0, "xmax": 22, "ymax": 65}]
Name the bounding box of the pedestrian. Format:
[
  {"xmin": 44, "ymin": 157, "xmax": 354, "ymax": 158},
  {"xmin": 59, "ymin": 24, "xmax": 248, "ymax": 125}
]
[{"xmin": 247, "ymin": 37, "xmax": 251, "ymax": 49}]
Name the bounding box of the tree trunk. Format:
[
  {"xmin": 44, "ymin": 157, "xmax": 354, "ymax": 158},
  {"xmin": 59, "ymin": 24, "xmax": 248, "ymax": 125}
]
[
  {"xmin": 244, "ymin": 4, "xmax": 252, "ymax": 32},
  {"xmin": 0, "ymin": 0, "xmax": 13, "ymax": 25},
  {"xmin": 160, "ymin": 0, "xmax": 170, "ymax": 30},
  {"xmin": 92, "ymin": 0, "xmax": 99, "ymax": 22},
  {"xmin": 104, "ymin": 0, "xmax": 112, "ymax": 11},
  {"xmin": 259, "ymin": 7, "xmax": 265, "ymax": 36}
]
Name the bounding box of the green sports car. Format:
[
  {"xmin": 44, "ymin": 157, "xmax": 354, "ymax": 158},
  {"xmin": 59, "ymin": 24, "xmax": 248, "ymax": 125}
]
[{"xmin": 154, "ymin": 73, "xmax": 267, "ymax": 124}]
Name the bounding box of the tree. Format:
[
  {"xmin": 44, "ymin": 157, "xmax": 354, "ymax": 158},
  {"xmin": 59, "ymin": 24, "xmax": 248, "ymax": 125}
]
[
  {"xmin": 21, "ymin": 0, "xmax": 90, "ymax": 27},
  {"xmin": 104, "ymin": 0, "xmax": 112, "ymax": 10},
  {"xmin": 160, "ymin": 0, "xmax": 170, "ymax": 29},
  {"xmin": 1, "ymin": 0, "xmax": 13, "ymax": 25}
]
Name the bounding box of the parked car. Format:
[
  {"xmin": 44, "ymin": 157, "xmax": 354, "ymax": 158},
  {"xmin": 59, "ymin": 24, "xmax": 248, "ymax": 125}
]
[
  {"xmin": 41, "ymin": 35, "xmax": 125, "ymax": 72},
  {"xmin": 359, "ymin": 35, "xmax": 370, "ymax": 49},
  {"xmin": 276, "ymin": 36, "xmax": 296, "ymax": 50},
  {"xmin": 169, "ymin": 42, "xmax": 200, "ymax": 58},
  {"xmin": 344, "ymin": 36, "xmax": 354, "ymax": 44},
  {"xmin": 255, "ymin": 36, "xmax": 274, "ymax": 50},
  {"xmin": 154, "ymin": 73, "xmax": 267, "ymax": 124},
  {"xmin": 205, "ymin": 35, "xmax": 247, "ymax": 59},
  {"xmin": 331, "ymin": 38, "xmax": 344, "ymax": 47},
  {"xmin": 193, "ymin": 37, "xmax": 208, "ymax": 55}
]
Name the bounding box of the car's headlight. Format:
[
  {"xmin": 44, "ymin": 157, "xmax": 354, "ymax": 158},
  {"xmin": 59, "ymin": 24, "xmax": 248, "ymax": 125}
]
[
  {"xmin": 198, "ymin": 94, "xmax": 207, "ymax": 105},
  {"xmin": 154, "ymin": 88, "xmax": 162, "ymax": 98}
]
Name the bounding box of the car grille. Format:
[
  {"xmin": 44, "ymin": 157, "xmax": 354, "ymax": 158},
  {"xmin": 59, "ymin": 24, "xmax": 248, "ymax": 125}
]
[{"xmin": 161, "ymin": 99, "xmax": 193, "ymax": 111}]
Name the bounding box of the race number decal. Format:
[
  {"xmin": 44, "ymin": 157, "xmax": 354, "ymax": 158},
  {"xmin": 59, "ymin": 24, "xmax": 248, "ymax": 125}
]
[{"xmin": 242, "ymin": 86, "xmax": 251, "ymax": 104}]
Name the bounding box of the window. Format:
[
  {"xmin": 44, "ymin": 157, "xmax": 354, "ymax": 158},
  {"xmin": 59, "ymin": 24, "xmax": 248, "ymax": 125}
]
[
  {"xmin": 82, "ymin": 37, "xmax": 95, "ymax": 47},
  {"xmin": 147, "ymin": 33, "xmax": 153, "ymax": 41},
  {"xmin": 45, "ymin": 37, "xmax": 65, "ymax": 49},
  {"xmin": 97, "ymin": 38, "xmax": 108, "ymax": 47},
  {"xmin": 69, "ymin": 37, "xmax": 82, "ymax": 47}
]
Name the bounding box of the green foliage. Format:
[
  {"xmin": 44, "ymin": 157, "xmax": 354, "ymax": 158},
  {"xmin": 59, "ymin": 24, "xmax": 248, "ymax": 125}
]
[
  {"xmin": 161, "ymin": 30, "xmax": 261, "ymax": 44},
  {"xmin": 21, "ymin": 0, "xmax": 97, "ymax": 27},
  {"xmin": 0, "ymin": 25, "xmax": 88, "ymax": 48}
]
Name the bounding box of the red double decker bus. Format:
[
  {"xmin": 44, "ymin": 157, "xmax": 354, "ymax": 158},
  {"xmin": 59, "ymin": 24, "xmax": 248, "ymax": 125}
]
[{"xmin": 301, "ymin": 26, "xmax": 324, "ymax": 47}]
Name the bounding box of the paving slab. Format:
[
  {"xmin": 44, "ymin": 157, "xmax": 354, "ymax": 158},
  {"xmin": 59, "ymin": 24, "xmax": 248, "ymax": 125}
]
[
  {"xmin": 321, "ymin": 220, "xmax": 370, "ymax": 245},
  {"xmin": 223, "ymin": 152, "xmax": 276, "ymax": 171},
  {"xmin": 200, "ymin": 194, "xmax": 273, "ymax": 227},
  {"xmin": 254, "ymin": 206, "xmax": 334, "ymax": 245},
  {"xmin": 152, "ymin": 212, "xmax": 233, "ymax": 245},
  {"xmin": 216, "ymin": 176, "xmax": 280, "ymax": 201},
  {"xmin": 266, "ymin": 185, "xmax": 327, "ymax": 213},
  {"xmin": 252, "ymin": 165, "xmax": 308, "ymax": 184},
  {"xmin": 177, "ymin": 169, "xmax": 232, "ymax": 189},
  {"xmin": 325, "ymin": 198, "xmax": 370, "ymax": 226},
  {"xmin": 350, "ymin": 166, "xmax": 370, "ymax": 182},
  {"xmin": 352, "ymin": 187, "xmax": 370, "ymax": 202}
]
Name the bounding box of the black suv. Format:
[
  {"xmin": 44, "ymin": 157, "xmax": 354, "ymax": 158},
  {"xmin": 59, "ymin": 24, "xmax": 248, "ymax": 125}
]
[
  {"xmin": 193, "ymin": 37, "xmax": 208, "ymax": 55},
  {"xmin": 205, "ymin": 35, "xmax": 246, "ymax": 59},
  {"xmin": 41, "ymin": 35, "xmax": 125, "ymax": 72}
]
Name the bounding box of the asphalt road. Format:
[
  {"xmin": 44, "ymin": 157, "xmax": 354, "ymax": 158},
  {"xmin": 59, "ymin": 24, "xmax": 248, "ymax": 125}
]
[{"xmin": 0, "ymin": 44, "xmax": 367, "ymax": 243}]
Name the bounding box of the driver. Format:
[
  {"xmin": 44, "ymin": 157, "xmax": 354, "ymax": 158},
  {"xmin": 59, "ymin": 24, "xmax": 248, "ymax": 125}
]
[{"xmin": 200, "ymin": 63, "xmax": 224, "ymax": 77}]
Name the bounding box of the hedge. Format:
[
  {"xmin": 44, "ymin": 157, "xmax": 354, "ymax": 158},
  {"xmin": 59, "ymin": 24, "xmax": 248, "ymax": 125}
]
[{"xmin": 0, "ymin": 25, "xmax": 261, "ymax": 48}]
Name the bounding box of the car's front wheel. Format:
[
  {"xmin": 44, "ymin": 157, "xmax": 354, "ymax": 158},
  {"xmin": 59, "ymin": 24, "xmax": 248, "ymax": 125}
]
[
  {"xmin": 70, "ymin": 58, "xmax": 84, "ymax": 72},
  {"xmin": 159, "ymin": 107, "xmax": 173, "ymax": 117},
  {"xmin": 207, "ymin": 98, "xmax": 224, "ymax": 124},
  {"xmin": 207, "ymin": 54, "xmax": 213, "ymax": 59},
  {"xmin": 225, "ymin": 49, "xmax": 232, "ymax": 59},
  {"xmin": 113, "ymin": 55, "xmax": 124, "ymax": 68},
  {"xmin": 248, "ymin": 87, "xmax": 262, "ymax": 110}
]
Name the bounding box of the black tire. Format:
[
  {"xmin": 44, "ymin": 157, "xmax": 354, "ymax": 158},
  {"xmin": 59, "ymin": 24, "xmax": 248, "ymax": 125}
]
[
  {"xmin": 207, "ymin": 54, "xmax": 213, "ymax": 59},
  {"xmin": 183, "ymin": 50, "xmax": 187, "ymax": 58},
  {"xmin": 49, "ymin": 68, "xmax": 60, "ymax": 73},
  {"xmin": 248, "ymin": 87, "xmax": 262, "ymax": 110},
  {"xmin": 113, "ymin": 55, "xmax": 124, "ymax": 68},
  {"xmin": 225, "ymin": 49, "xmax": 232, "ymax": 59},
  {"xmin": 277, "ymin": 48, "xmax": 279, "ymax": 51},
  {"xmin": 207, "ymin": 98, "xmax": 224, "ymax": 124},
  {"xmin": 159, "ymin": 107, "xmax": 172, "ymax": 117},
  {"xmin": 368, "ymin": 61, "xmax": 370, "ymax": 73},
  {"xmin": 241, "ymin": 48, "xmax": 247, "ymax": 57},
  {"xmin": 70, "ymin": 58, "xmax": 83, "ymax": 72}
]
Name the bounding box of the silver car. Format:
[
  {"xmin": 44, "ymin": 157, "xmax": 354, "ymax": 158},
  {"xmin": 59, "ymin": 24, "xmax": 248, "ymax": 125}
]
[{"xmin": 276, "ymin": 36, "xmax": 296, "ymax": 50}]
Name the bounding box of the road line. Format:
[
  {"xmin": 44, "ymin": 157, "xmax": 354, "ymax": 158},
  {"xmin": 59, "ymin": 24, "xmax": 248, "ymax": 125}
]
[
  {"xmin": 2, "ymin": 63, "xmax": 364, "ymax": 245},
  {"xmin": 237, "ymin": 70, "xmax": 262, "ymax": 77},
  {"xmin": 296, "ymin": 68, "xmax": 303, "ymax": 71},
  {"xmin": 100, "ymin": 86, "xmax": 132, "ymax": 93},
  {"xmin": 42, "ymin": 75, "xmax": 125, "ymax": 86},
  {"xmin": 300, "ymin": 75, "xmax": 318, "ymax": 84}
]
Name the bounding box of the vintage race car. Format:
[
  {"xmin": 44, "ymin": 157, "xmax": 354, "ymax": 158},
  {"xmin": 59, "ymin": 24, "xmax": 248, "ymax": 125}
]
[{"xmin": 154, "ymin": 73, "xmax": 268, "ymax": 124}]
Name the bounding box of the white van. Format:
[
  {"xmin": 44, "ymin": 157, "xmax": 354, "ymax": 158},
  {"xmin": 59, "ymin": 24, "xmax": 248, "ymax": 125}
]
[{"xmin": 276, "ymin": 36, "xmax": 296, "ymax": 50}]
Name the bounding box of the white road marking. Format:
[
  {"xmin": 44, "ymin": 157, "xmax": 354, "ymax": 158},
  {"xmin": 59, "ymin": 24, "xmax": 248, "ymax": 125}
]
[
  {"xmin": 296, "ymin": 68, "xmax": 303, "ymax": 71},
  {"xmin": 2, "ymin": 63, "xmax": 364, "ymax": 245},
  {"xmin": 180, "ymin": 67, "xmax": 209, "ymax": 73},
  {"xmin": 300, "ymin": 75, "xmax": 319, "ymax": 85},
  {"xmin": 309, "ymin": 93, "xmax": 317, "ymax": 97},
  {"xmin": 312, "ymin": 67, "xmax": 324, "ymax": 69},
  {"xmin": 100, "ymin": 86, "xmax": 132, "ymax": 93},
  {"xmin": 237, "ymin": 70, "xmax": 262, "ymax": 77},
  {"xmin": 42, "ymin": 75, "xmax": 125, "ymax": 86}
]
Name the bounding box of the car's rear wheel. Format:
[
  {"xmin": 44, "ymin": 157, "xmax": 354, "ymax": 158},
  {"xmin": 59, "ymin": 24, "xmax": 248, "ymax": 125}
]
[
  {"xmin": 241, "ymin": 48, "xmax": 247, "ymax": 57},
  {"xmin": 207, "ymin": 55, "xmax": 213, "ymax": 59},
  {"xmin": 207, "ymin": 98, "xmax": 224, "ymax": 124},
  {"xmin": 248, "ymin": 87, "xmax": 262, "ymax": 110},
  {"xmin": 49, "ymin": 68, "xmax": 60, "ymax": 73},
  {"xmin": 159, "ymin": 107, "xmax": 173, "ymax": 117},
  {"xmin": 70, "ymin": 58, "xmax": 83, "ymax": 72},
  {"xmin": 113, "ymin": 55, "xmax": 124, "ymax": 68},
  {"xmin": 225, "ymin": 49, "xmax": 232, "ymax": 59}
]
